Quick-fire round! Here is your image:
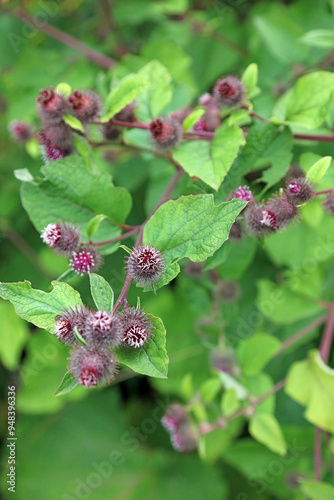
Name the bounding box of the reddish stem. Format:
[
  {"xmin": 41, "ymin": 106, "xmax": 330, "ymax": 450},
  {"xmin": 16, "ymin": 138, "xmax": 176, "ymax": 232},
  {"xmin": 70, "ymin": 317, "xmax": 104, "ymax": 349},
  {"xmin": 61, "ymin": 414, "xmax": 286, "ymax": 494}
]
[
  {"xmin": 293, "ymin": 133, "xmax": 334, "ymax": 142},
  {"xmin": 275, "ymin": 315, "xmax": 328, "ymax": 355},
  {"xmin": 314, "ymin": 189, "xmax": 333, "ymax": 195},
  {"xmin": 8, "ymin": 8, "xmax": 116, "ymax": 69},
  {"xmin": 92, "ymin": 227, "xmax": 139, "ymax": 247},
  {"xmin": 319, "ymin": 303, "xmax": 334, "ymax": 364}
]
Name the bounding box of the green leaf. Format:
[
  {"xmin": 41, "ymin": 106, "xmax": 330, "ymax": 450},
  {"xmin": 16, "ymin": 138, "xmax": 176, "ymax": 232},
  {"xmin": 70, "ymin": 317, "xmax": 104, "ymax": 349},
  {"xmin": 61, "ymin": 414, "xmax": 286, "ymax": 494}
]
[
  {"xmin": 200, "ymin": 378, "xmax": 221, "ymax": 403},
  {"xmin": 101, "ymin": 76, "xmax": 151, "ymax": 122},
  {"xmin": 228, "ymin": 123, "xmax": 292, "ymax": 190},
  {"xmin": 218, "ymin": 371, "xmax": 248, "ymax": 400},
  {"xmin": 20, "ymin": 157, "xmax": 132, "ymax": 254},
  {"xmin": 73, "ymin": 326, "xmax": 87, "ymax": 346},
  {"xmin": 244, "ymin": 374, "xmax": 275, "ymax": 414},
  {"xmin": 136, "ymin": 60, "xmax": 173, "ymax": 120},
  {"xmin": 300, "ymin": 480, "xmax": 334, "ymax": 500},
  {"xmin": 174, "ymin": 122, "xmax": 245, "ymax": 190},
  {"xmin": 182, "ymin": 107, "xmax": 205, "ymax": 131},
  {"xmin": 86, "ymin": 214, "xmax": 107, "ymax": 238},
  {"xmin": 0, "ymin": 280, "xmax": 82, "ymax": 333},
  {"xmin": 116, "ymin": 314, "xmax": 168, "ymax": 378},
  {"xmin": 257, "ymin": 279, "xmax": 322, "ymax": 324},
  {"xmin": 0, "ymin": 301, "xmax": 29, "ymax": 370},
  {"xmin": 55, "ymin": 82, "xmax": 72, "ymax": 97},
  {"xmin": 241, "ymin": 63, "xmax": 258, "ymax": 97},
  {"xmin": 285, "ymin": 349, "xmax": 334, "ymax": 433},
  {"xmin": 237, "ymin": 333, "xmax": 281, "ymax": 376},
  {"xmin": 306, "ymin": 156, "xmax": 332, "ymax": 184},
  {"xmin": 25, "ymin": 139, "xmax": 40, "ymax": 159},
  {"xmin": 63, "ymin": 114, "xmax": 85, "ymax": 133},
  {"xmin": 54, "ymin": 371, "xmax": 78, "ymax": 397},
  {"xmin": 249, "ymin": 413, "xmax": 287, "ymax": 455},
  {"xmin": 300, "ymin": 29, "xmax": 334, "ymax": 48},
  {"xmin": 221, "ymin": 388, "xmax": 240, "ymax": 416},
  {"xmin": 144, "ymin": 196, "xmax": 247, "ymax": 288},
  {"xmin": 14, "ymin": 168, "xmax": 34, "ymax": 183},
  {"xmin": 286, "ymin": 71, "xmax": 334, "ymax": 129},
  {"xmin": 89, "ymin": 273, "xmax": 114, "ymax": 311}
]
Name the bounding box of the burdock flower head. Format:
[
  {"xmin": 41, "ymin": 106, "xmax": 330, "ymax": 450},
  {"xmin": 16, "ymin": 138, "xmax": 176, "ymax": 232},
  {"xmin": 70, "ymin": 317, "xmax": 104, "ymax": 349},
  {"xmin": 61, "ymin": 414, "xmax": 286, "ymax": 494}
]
[
  {"xmin": 8, "ymin": 120, "xmax": 33, "ymax": 143},
  {"xmin": 227, "ymin": 185, "xmax": 253, "ymax": 203},
  {"xmin": 41, "ymin": 222, "xmax": 81, "ymax": 257},
  {"xmin": 69, "ymin": 345, "xmax": 118, "ymax": 388},
  {"xmin": 54, "ymin": 305, "xmax": 90, "ymax": 345},
  {"xmin": 149, "ymin": 117, "xmax": 183, "ymax": 151},
  {"xmin": 322, "ymin": 190, "xmax": 334, "ymax": 215},
  {"xmin": 212, "ymin": 76, "xmax": 246, "ymax": 108},
  {"xmin": 68, "ymin": 90, "xmax": 102, "ymax": 122},
  {"xmin": 37, "ymin": 88, "xmax": 67, "ymax": 122},
  {"xmin": 162, "ymin": 404, "xmax": 197, "ymax": 452},
  {"xmin": 70, "ymin": 245, "xmax": 103, "ymax": 276},
  {"xmin": 118, "ymin": 305, "xmax": 153, "ymax": 348},
  {"xmin": 84, "ymin": 310, "xmax": 123, "ymax": 348},
  {"xmin": 126, "ymin": 245, "xmax": 166, "ymax": 287},
  {"xmin": 285, "ymin": 177, "xmax": 314, "ymax": 204}
]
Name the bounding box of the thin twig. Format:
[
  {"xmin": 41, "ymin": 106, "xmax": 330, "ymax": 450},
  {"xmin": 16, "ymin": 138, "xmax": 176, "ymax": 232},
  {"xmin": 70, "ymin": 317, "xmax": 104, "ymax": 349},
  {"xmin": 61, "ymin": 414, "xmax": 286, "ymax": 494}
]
[
  {"xmin": 319, "ymin": 304, "xmax": 334, "ymax": 364},
  {"xmin": 91, "ymin": 227, "xmax": 139, "ymax": 247},
  {"xmin": 275, "ymin": 315, "xmax": 328, "ymax": 356},
  {"xmin": 6, "ymin": 7, "xmax": 116, "ymax": 69}
]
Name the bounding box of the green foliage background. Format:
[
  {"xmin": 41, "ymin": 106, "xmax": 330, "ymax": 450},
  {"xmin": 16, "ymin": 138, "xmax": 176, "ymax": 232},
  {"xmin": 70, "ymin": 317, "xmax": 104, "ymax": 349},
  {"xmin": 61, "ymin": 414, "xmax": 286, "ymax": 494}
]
[{"xmin": 1, "ymin": 1, "xmax": 334, "ymax": 499}]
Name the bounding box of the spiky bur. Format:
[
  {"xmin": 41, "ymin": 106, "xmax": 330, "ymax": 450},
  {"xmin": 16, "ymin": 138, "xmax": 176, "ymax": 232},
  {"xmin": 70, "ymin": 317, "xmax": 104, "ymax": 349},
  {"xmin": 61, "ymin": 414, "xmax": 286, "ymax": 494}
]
[
  {"xmin": 84, "ymin": 311, "xmax": 123, "ymax": 348},
  {"xmin": 102, "ymin": 121, "xmax": 120, "ymax": 141},
  {"xmin": 323, "ymin": 190, "xmax": 334, "ymax": 215},
  {"xmin": 69, "ymin": 345, "xmax": 118, "ymax": 388},
  {"xmin": 212, "ymin": 76, "xmax": 246, "ymax": 108},
  {"xmin": 229, "ymin": 220, "xmax": 243, "ymax": 242},
  {"xmin": 41, "ymin": 222, "xmax": 81, "ymax": 257},
  {"xmin": 37, "ymin": 88, "xmax": 67, "ymax": 122},
  {"xmin": 68, "ymin": 90, "xmax": 102, "ymax": 122},
  {"xmin": 70, "ymin": 245, "xmax": 103, "ymax": 276},
  {"xmin": 114, "ymin": 101, "xmax": 136, "ymax": 121},
  {"xmin": 126, "ymin": 245, "xmax": 166, "ymax": 287},
  {"xmin": 118, "ymin": 306, "xmax": 153, "ymax": 348},
  {"xmin": 210, "ymin": 350, "xmax": 238, "ymax": 376},
  {"xmin": 219, "ymin": 281, "xmax": 241, "ymax": 303},
  {"xmin": 245, "ymin": 202, "xmax": 277, "ymax": 237},
  {"xmin": 38, "ymin": 122, "xmax": 73, "ymax": 162},
  {"xmin": 265, "ymin": 194, "xmax": 299, "ymax": 229},
  {"xmin": 54, "ymin": 305, "xmax": 90, "ymax": 345},
  {"xmin": 285, "ymin": 177, "xmax": 314, "ymax": 204},
  {"xmin": 227, "ymin": 185, "xmax": 253, "ymax": 202},
  {"xmin": 40, "ymin": 145, "xmax": 65, "ymax": 163},
  {"xmin": 8, "ymin": 120, "xmax": 33, "ymax": 143},
  {"xmin": 149, "ymin": 117, "xmax": 183, "ymax": 151},
  {"xmin": 162, "ymin": 404, "xmax": 197, "ymax": 452}
]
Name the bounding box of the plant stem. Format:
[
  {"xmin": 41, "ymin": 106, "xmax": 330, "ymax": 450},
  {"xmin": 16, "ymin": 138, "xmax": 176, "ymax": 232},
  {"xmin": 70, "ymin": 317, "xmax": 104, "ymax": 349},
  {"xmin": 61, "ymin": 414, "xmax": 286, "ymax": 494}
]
[
  {"xmin": 319, "ymin": 303, "xmax": 334, "ymax": 364},
  {"xmin": 293, "ymin": 133, "xmax": 334, "ymax": 142},
  {"xmin": 314, "ymin": 189, "xmax": 333, "ymax": 195},
  {"xmin": 200, "ymin": 379, "xmax": 286, "ymax": 434},
  {"xmin": 92, "ymin": 227, "xmax": 139, "ymax": 247},
  {"xmin": 112, "ymin": 166, "xmax": 184, "ymax": 313},
  {"xmin": 8, "ymin": 7, "xmax": 116, "ymax": 69},
  {"xmin": 275, "ymin": 315, "xmax": 328, "ymax": 356}
]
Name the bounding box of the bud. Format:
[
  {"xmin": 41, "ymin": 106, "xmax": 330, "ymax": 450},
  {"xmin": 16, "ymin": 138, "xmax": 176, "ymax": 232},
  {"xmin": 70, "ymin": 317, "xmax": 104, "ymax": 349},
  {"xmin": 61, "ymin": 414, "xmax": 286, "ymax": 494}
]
[
  {"xmin": 37, "ymin": 88, "xmax": 67, "ymax": 122},
  {"xmin": 8, "ymin": 120, "xmax": 33, "ymax": 143},
  {"xmin": 41, "ymin": 222, "xmax": 81, "ymax": 257},
  {"xmin": 219, "ymin": 281, "xmax": 241, "ymax": 303},
  {"xmin": 227, "ymin": 185, "xmax": 253, "ymax": 202},
  {"xmin": 114, "ymin": 101, "xmax": 136, "ymax": 121},
  {"xmin": 193, "ymin": 118, "xmax": 208, "ymax": 132},
  {"xmin": 84, "ymin": 310, "xmax": 123, "ymax": 348},
  {"xmin": 212, "ymin": 76, "xmax": 246, "ymax": 108},
  {"xmin": 265, "ymin": 194, "xmax": 299, "ymax": 229},
  {"xmin": 54, "ymin": 305, "xmax": 90, "ymax": 345},
  {"xmin": 70, "ymin": 245, "xmax": 103, "ymax": 276},
  {"xmin": 245, "ymin": 202, "xmax": 277, "ymax": 237},
  {"xmin": 102, "ymin": 121, "xmax": 120, "ymax": 141},
  {"xmin": 40, "ymin": 145, "xmax": 65, "ymax": 163},
  {"xmin": 69, "ymin": 345, "xmax": 118, "ymax": 387},
  {"xmin": 170, "ymin": 425, "xmax": 198, "ymax": 452},
  {"xmin": 38, "ymin": 121, "xmax": 73, "ymax": 155},
  {"xmin": 285, "ymin": 177, "xmax": 314, "ymax": 204},
  {"xmin": 161, "ymin": 404, "xmax": 188, "ymax": 433},
  {"xmin": 68, "ymin": 90, "xmax": 102, "ymax": 121},
  {"xmin": 118, "ymin": 305, "xmax": 153, "ymax": 348},
  {"xmin": 125, "ymin": 245, "xmax": 166, "ymax": 287},
  {"xmin": 229, "ymin": 220, "xmax": 243, "ymax": 241},
  {"xmin": 322, "ymin": 190, "xmax": 334, "ymax": 215},
  {"xmin": 198, "ymin": 93, "xmax": 213, "ymax": 106},
  {"xmin": 149, "ymin": 117, "xmax": 183, "ymax": 151},
  {"xmin": 210, "ymin": 349, "xmax": 238, "ymax": 376}
]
